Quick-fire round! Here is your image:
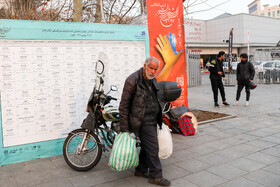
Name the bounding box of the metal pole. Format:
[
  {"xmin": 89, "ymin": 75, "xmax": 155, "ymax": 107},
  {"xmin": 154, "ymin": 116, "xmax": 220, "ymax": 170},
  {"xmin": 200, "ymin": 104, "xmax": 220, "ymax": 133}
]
[
  {"xmin": 248, "ymin": 31, "xmax": 250, "ymax": 59},
  {"xmin": 225, "ymin": 28, "xmax": 235, "ymax": 87}
]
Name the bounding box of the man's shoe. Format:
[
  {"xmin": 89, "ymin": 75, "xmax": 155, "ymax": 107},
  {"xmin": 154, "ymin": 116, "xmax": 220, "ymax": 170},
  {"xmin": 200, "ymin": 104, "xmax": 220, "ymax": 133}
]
[
  {"xmin": 214, "ymin": 103, "xmax": 220, "ymax": 107},
  {"xmin": 234, "ymin": 101, "xmax": 239, "ymax": 106},
  {"xmin": 149, "ymin": 177, "xmax": 171, "ymax": 186},
  {"xmin": 223, "ymin": 102, "xmax": 230, "ymax": 106},
  {"xmin": 134, "ymin": 169, "xmax": 149, "ymax": 178},
  {"xmin": 245, "ymin": 101, "xmax": 249, "ymax": 106}
]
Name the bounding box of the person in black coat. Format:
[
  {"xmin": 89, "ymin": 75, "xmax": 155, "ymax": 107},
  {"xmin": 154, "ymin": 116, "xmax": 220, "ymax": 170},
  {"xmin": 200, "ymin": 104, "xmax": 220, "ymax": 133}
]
[
  {"xmin": 234, "ymin": 53, "xmax": 255, "ymax": 106},
  {"xmin": 119, "ymin": 57, "xmax": 171, "ymax": 186},
  {"xmin": 208, "ymin": 51, "xmax": 230, "ymax": 107}
]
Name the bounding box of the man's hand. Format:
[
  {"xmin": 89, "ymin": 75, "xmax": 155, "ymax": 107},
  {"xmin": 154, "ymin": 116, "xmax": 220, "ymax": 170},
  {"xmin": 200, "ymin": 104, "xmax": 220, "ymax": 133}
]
[
  {"xmin": 249, "ymin": 79, "xmax": 252, "ymax": 82},
  {"xmin": 223, "ymin": 77, "xmax": 226, "ymax": 81},
  {"xmin": 218, "ymin": 72, "xmax": 223, "ymax": 75}
]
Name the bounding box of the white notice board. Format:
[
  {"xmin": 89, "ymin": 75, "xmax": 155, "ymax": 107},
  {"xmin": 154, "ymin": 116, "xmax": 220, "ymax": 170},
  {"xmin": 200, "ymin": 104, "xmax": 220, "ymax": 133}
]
[
  {"xmin": 0, "ymin": 39, "xmax": 146, "ymax": 147},
  {"xmin": 0, "ymin": 20, "xmax": 149, "ymax": 165}
]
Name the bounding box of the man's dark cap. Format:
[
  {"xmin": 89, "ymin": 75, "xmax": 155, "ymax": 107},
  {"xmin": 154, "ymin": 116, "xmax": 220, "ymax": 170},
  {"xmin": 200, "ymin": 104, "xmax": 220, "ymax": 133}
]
[{"xmin": 240, "ymin": 53, "xmax": 248, "ymax": 58}]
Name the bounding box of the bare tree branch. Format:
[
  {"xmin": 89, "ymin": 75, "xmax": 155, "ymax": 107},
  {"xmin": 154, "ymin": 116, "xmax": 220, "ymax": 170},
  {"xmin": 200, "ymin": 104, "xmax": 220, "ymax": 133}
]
[
  {"xmin": 51, "ymin": 0, "xmax": 67, "ymax": 21},
  {"xmin": 184, "ymin": 0, "xmax": 231, "ymax": 17},
  {"xmin": 109, "ymin": 0, "xmax": 117, "ymax": 21},
  {"xmin": 189, "ymin": 0, "xmax": 230, "ymax": 14},
  {"xmin": 117, "ymin": 0, "xmax": 127, "ymax": 17},
  {"xmin": 118, "ymin": 0, "xmax": 137, "ymax": 23}
]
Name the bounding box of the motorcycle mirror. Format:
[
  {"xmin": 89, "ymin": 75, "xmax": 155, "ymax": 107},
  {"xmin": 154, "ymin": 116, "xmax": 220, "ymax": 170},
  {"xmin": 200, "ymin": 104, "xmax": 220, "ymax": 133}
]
[
  {"xmin": 96, "ymin": 60, "xmax": 104, "ymax": 75},
  {"xmin": 110, "ymin": 85, "xmax": 118, "ymax": 91},
  {"xmin": 162, "ymin": 102, "xmax": 171, "ymax": 114},
  {"xmin": 96, "ymin": 52, "xmax": 108, "ymax": 75}
]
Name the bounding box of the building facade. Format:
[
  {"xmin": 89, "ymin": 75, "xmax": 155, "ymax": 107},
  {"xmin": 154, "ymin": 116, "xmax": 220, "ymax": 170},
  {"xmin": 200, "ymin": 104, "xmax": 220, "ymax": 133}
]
[
  {"xmin": 248, "ymin": 0, "xmax": 280, "ymax": 18},
  {"xmin": 184, "ymin": 13, "xmax": 280, "ymax": 63}
]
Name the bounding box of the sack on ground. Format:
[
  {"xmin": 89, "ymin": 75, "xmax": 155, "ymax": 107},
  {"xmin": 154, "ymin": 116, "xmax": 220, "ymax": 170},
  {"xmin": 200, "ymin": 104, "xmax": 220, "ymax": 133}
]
[
  {"xmin": 157, "ymin": 123, "xmax": 173, "ymax": 159},
  {"xmin": 108, "ymin": 132, "xmax": 139, "ymax": 171},
  {"xmin": 177, "ymin": 112, "xmax": 198, "ymax": 136},
  {"xmin": 182, "ymin": 112, "xmax": 198, "ymax": 133}
]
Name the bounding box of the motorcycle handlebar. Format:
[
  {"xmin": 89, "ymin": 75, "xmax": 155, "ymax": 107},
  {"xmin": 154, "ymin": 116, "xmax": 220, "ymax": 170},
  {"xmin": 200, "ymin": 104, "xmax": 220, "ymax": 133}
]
[
  {"xmin": 111, "ymin": 97, "xmax": 117, "ymax": 101},
  {"xmin": 106, "ymin": 95, "xmax": 117, "ymax": 101}
]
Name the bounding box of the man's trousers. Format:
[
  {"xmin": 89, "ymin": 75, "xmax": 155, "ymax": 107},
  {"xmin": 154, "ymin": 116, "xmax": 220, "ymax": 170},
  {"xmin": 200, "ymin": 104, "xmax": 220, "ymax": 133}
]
[
  {"xmin": 136, "ymin": 124, "xmax": 162, "ymax": 179},
  {"xmin": 210, "ymin": 78, "xmax": 226, "ymax": 103},
  {"xmin": 236, "ymin": 80, "xmax": 250, "ymax": 101}
]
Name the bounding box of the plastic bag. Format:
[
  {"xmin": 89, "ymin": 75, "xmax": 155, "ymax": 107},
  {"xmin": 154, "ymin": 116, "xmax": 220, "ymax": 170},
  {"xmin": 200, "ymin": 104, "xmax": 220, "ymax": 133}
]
[
  {"xmin": 108, "ymin": 132, "xmax": 139, "ymax": 171},
  {"xmin": 157, "ymin": 123, "xmax": 173, "ymax": 159}
]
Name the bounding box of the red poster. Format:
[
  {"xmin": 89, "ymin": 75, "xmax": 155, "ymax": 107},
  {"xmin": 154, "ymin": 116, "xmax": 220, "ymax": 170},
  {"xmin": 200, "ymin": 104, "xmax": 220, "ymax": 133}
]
[{"xmin": 147, "ymin": 0, "xmax": 188, "ymax": 107}]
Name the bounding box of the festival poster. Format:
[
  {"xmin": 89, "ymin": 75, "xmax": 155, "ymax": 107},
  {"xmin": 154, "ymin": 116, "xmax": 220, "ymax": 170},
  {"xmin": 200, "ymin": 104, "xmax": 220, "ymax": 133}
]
[{"xmin": 147, "ymin": 0, "xmax": 188, "ymax": 107}]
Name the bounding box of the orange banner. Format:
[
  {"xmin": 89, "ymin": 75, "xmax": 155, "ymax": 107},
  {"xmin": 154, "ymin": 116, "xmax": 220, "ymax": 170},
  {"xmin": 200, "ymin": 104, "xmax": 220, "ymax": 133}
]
[{"xmin": 147, "ymin": 0, "xmax": 188, "ymax": 107}]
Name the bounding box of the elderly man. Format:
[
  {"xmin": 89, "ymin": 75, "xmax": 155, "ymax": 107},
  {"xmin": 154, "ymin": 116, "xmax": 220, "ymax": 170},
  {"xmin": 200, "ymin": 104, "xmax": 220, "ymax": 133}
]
[{"xmin": 119, "ymin": 57, "xmax": 171, "ymax": 186}]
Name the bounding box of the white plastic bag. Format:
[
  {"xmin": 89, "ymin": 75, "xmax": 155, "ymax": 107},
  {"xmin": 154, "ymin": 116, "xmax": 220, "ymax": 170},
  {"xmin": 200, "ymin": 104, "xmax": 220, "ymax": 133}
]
[{"xmin": 157, "ymin": 123, "xmax": 173, "ymax": 159}]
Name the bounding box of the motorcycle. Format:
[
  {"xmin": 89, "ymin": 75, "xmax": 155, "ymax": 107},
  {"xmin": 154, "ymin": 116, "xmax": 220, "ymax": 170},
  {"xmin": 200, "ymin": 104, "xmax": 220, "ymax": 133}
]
[
  {"xmin": 62, "ymin": 53, "xmax": 184, "ymax": 171},
  {"xmin": 63, "ymin": 53, "xmax": 120, "ymax": 171}
]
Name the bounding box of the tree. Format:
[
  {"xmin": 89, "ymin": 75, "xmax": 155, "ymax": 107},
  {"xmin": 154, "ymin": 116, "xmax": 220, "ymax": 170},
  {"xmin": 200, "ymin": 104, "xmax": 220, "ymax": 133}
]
[
  {"xmin": 80, "ymin": 0, "xmax": 142, "ymax": 24},
  {"xmin": 73, "ymin": 0, "xmax": 83, "ymax": 22},
  {"xmin": 0, "ymin": 0, "xmax": 230, "ymax": 23},
  {"xmin": 0, "ymin": 0, "xmax": 69, "ymax": 21},
  {"xmin": 183, "ymin": 0, "xmax": 230, "ymax": 18}
]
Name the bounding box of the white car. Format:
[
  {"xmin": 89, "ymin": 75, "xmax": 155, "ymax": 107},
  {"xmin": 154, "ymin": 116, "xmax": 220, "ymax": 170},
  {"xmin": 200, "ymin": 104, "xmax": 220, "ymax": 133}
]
[
  {"xmin": 252, "ymin": 61, "xmax": 263, "ymax": 69},
  {"xmin": 255, "ymin": 61, "xmax": 280, "ymax": 70}
]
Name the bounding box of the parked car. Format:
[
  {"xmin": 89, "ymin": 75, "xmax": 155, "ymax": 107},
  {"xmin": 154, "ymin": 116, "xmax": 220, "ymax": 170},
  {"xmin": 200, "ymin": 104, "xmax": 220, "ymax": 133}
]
[
  {"xmin": 274, "ymin": 61, "xmax": 280, "ymax": 69},
  {"xmin": 255, "ymin": 61, "xmax": 280, "ymax": 70},
  {"xmin": 252, "ymin": 61, "xmax": 263, "ymax": 69}
]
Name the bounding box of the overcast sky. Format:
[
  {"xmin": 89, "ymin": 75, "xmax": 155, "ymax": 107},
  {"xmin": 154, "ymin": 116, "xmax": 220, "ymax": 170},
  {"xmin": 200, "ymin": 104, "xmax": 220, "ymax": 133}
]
[{"xmin": 186, "ymin": 0, "xmax": 280, "ymax": 20}]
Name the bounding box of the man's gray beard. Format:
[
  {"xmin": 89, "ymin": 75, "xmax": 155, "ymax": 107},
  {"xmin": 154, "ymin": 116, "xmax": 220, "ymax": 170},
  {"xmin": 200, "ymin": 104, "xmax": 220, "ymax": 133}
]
[{"xmin": 145, "ymin": 69, "xmax": 154, "ymax": 80}]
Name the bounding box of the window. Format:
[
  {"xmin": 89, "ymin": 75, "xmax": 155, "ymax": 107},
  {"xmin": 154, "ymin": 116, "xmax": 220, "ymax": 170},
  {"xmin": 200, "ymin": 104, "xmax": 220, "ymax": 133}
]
[
  {"xmin": 277, "ymin": 10, "xmax": 280, "ymax": 17},
  {"xmin": 261, "ymin": 13, "xmax": 265, "ymax": 16},
  {"xmin": 273, "ymin": 11, "xmax": 275, "ymax": 17},
  {"xmin": 275, "ymin": 62, "xmax": 280, "ymax": 68},
  {"xmin": 268, "ymin": 12, "xmax": 271, "ymax": 16},
  {"xmin": 254, "ymin": 61, "xmax": 262, "ymax": 65},
  {"xmin": 263, "ymin": 62, "xmax": 273, "ymax": 67}
]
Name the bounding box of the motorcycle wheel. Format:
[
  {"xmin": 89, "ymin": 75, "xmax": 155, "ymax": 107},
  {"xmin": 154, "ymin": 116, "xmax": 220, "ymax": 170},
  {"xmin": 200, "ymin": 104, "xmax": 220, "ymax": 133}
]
[{"xmin": 63, "ymin": 129, "xmax": 102, "ymax": 171}]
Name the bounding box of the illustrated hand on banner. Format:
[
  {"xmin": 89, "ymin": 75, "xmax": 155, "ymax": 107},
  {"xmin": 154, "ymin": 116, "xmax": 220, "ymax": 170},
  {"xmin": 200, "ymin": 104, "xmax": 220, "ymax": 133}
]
[
  {"xmin": 166, "ymin": 32, "xmax": 183, "ymax": 55},
  {"xmin": 156, "ymin": 34, "xmax": 183, "ymax": 81}
]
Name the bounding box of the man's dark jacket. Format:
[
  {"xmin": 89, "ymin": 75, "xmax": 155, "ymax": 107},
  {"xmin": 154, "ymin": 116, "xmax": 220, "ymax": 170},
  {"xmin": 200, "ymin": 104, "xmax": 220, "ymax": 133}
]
[
  {"xmin": 208, "ymin": 58, "xmax": 225, "ymax": 79},
  {"xmin": 236, "ymin": 60, "xmax": 255, "ymax": 81},
  {"xmin": 119, "ymin": 68, "xmax": 163, "ymax": 137}
]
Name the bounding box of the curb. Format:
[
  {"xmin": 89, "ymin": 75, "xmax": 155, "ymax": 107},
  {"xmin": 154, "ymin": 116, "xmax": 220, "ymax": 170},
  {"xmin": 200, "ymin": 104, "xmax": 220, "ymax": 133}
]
[{"xmin": 198, "ymin": 115, "xmax": 237, "ymax": 125}]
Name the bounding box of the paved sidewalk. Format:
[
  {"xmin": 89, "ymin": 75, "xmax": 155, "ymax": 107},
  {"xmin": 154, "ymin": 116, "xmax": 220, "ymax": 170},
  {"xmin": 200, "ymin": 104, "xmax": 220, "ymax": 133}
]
[{"xmin": 1, "ymin": 74, "xmax": 280, "ymax": 187}]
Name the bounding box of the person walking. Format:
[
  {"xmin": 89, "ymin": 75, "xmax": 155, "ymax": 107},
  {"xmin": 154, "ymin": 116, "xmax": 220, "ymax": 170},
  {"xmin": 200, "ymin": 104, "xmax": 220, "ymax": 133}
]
[
  {"xmin": 234, "ymin": 53, "xmax": 255, "ymax": 106},
  {"xmin": 119, "ymin": 57, "xmax": 171, "ymax": 186},
  {"xmin": 208, "ymin": 51, "xmax": 230, "ymax": 107}
]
